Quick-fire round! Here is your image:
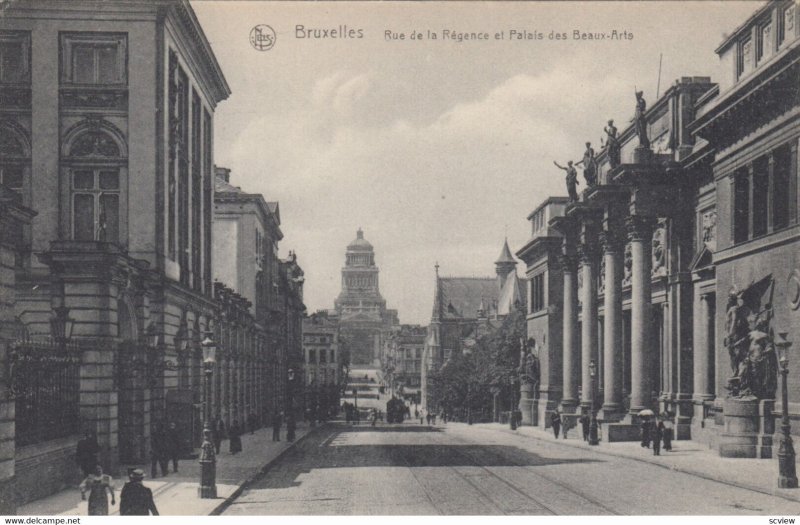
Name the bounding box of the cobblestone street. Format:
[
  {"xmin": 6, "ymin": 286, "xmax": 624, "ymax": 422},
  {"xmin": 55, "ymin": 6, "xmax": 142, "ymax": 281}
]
[{"xmin": 222, "ymin": 422, "xmax": 800, "ymax": 515}]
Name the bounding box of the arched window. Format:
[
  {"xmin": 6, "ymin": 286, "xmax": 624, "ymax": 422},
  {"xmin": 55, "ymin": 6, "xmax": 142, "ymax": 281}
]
[
  {"xmin": 62, "ymin": 119, "xmax": 127, "ymax": 244},
  {"xmin": 0, "ymin": 121, "xmax": 30, "ymax": 196}
]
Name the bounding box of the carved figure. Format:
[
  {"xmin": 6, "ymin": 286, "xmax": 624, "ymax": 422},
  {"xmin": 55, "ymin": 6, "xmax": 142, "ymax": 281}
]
[
  {"xmin": 724, "ymin": 291, "xmax": 751, "ymax": 377},
  {"xmin": 576, "ymin": 142, "xmax": 597, "ymax": 186},
  {"xmin": 737, "ymin": 318, "xmax": 778, "ymax": 400},
  {"xmin": 553, "ymin": 160, "xmax": 579, "ymax": 202},
  {"xmin": 635, "ymin": 91, "xmax": 650, "ymax": 149},
  {"xmin": 604, "ymin": 120, "xmax": 621, "ymax": 168}
]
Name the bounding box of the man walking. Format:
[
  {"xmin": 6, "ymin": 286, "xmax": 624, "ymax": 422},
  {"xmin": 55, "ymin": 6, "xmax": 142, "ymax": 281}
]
[
  {"xmin": 272, "ymin": 411, "xmax": 282, "ymax": 442},
  {"xmin": 150, "ymin": 424, "xmax": 168, "ymax": 478},
  {"xmin": 550, "ymin": 410, "xmax": 561, "ymax": 439},
  {"xmin": 580, "ymin": 410, "xmax": 590, "ymax": 442},
  {"xmin": 76, "ymin": 430, "xmax": 100, "ymax": 477},
  {"xmin": 119, "ymin": 469, "xmax": 159, "ymax": 516},
  {"xmin": 166, "ymin": 422, "xmax": 180, "ymax": 473}
]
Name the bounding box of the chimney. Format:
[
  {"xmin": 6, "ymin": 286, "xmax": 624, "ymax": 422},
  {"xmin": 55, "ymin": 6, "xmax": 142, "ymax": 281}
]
[{"xmin": 215, "ymin": 166, "xmax": 231, "ymax": 183}]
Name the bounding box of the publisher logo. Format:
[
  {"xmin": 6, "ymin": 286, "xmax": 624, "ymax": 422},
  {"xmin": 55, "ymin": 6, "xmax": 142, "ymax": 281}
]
[{"xmin": 250, "ymin": 25, "xmax": 276, "ymax": 51}]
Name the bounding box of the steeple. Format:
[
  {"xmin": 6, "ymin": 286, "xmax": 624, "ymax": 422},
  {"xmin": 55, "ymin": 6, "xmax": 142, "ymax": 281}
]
[
  {"xmin": 495, "ymin": 237, "xmax": 517, "ymax": 283},
  {"xmin": 431, "ymin": 262, "xmax": 442, "ymax": 321}
]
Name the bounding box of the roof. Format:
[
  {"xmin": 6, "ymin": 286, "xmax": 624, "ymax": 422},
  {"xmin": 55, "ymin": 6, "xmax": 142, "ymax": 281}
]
[
  {"xmin": 215, "ymin": 176, "xmax": 243, "ymax": 194},
  {"xmin": 438, "ymin": 277, "xmax": 498, "ymax": 320},
  {"xmin": 495, "ymin": 238, "xmax": 516, "ymax": 264},
  {"xmin": 347, "ymin": 228, "xmax": 373, "ymax": 251},
  {"xmin": 497, "ymin": 272, "xmax": 525, "ymax": 316}
]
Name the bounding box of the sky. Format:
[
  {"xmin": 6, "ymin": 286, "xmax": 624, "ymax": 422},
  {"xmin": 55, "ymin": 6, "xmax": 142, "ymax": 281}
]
[{"xmin": 192, "ymin": 1, "xmax": 761, "ymax": 325}]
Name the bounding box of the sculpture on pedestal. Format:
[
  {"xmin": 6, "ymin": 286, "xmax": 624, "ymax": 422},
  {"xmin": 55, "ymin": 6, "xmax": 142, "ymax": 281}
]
[
  {"xmin": 634, "ymin": 90, "xmax": 650, "ymax": 149},
  {"xmin": 576, "ymin": 142, "xmax": 597, "ymax": 187},
  {"xmin": 554, "ymin": 160, "xmax": 579, "ymax": 202},
  {"xmin": 604, "ymin": 120, "xmax": 621, "ymax": 168}
]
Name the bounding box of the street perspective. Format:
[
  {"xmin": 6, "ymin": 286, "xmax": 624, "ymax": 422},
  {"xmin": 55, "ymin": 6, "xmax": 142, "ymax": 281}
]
[{"xmin": 1, "ymin": 0, "xmax": 800, "ymax": 521}]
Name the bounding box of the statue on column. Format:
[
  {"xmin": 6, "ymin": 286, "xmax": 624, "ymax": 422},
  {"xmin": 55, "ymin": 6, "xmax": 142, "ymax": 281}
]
[
  {"xmin": 576, "ymin": 142, "xmax": 597, "ymax": 187},
  {"xmin": 518, "ymin": 339, "xmax": 540, "ymax": 393},
  {"xmin": 634, "ymin": 90, "xmax": 650, "ymax": 149},
  {"xmin": 553, "ymin": 160, "xmax": 579, "ymax": 202},
  {"xmin": 604, "ymin": 120, "xmax": 621, "ymax": 168}
]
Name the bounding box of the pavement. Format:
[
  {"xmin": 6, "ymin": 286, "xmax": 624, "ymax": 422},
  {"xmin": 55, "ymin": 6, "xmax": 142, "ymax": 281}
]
[
  {"xmin": 18, "ymin": 422, "xmax": 318, "ymax": 516},
  {"xmin": 467, "ymin": 421, "xmax": 800, "ymax": 504},
  {"xmin": 223, "ymin": 421, "xmax": 800, "ymax": 515}
]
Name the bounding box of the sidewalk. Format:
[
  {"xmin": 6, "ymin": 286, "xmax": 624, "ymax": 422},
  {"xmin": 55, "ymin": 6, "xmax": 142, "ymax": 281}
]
[
  {"xmin": 18, "ymin": 422, "xmax": 318, "ymax": 516},
  {"xmin": 466, "ymin": 422, "xmax": 800, "ymax": 503}
]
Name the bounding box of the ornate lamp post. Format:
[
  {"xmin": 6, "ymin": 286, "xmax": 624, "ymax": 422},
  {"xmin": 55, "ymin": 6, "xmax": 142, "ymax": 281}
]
[
  {"xmin": 198, "ymin": 333, "xmax": 217, "ymax": 498},
  {"xmin": 510, "ymin": 375, "xmax": 518, "ymax": 430},
  {"xmin": 776, "ymin": 333, "xmax": 797, "ymax": 488},
  {"xmin": 287, "ymin": 368, "xmax": 297, "ymax": 440},
  {"xmin": 588, "ymin": 359, "xmax": 599, "ymax": 446}
]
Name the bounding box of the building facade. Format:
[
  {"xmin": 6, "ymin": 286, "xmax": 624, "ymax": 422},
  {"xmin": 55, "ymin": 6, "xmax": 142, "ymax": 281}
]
[
  {"xmin": 302, "ymin": 311, "xmax": 342, "ymax": 418},
  {"xmin": 421, "ymin": 240, "xmax": 526, "ymax": 412},
  {"xmin": 333, "ymin": 229, "xmax": 398, "ymax": 367},
  {"xmin": 0, "ymin": 0, "xmax": 235, "ymax": 508},
  {"xmin": 518, "ymin": 0, "xmax": 799, "ymax": 450}
]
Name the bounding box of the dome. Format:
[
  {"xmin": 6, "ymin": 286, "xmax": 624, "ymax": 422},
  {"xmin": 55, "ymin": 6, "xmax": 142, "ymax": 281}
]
[{"xmin": 347, "ymin": 228, "xmax": 373, "ymax": 251}]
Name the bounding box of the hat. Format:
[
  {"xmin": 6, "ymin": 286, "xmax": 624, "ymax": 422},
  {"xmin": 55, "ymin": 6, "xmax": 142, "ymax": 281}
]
[{"xmin": 129, "ymin": 468, "xmax": 145, "ymax": 480}]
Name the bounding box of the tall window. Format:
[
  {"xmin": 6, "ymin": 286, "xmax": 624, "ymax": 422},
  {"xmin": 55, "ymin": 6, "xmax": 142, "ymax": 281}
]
[
  {"xmin": 738, "ymin": 37, "xmax": 753, "ymax": 78},
  {"xmin": 60, "ymin": 33, "xmax": 126, "ymax": 85},
  {"xmin": 72, "ymin": 168, "xmax": 119, "ymax": 242},
  {"xmin": 773, "ymin": 144, "xmax": 792, "ymax": 231},
  {"xmin": 733, "ymin": 167, "xmax": 750, "ymax": 244},
  {"xmin": 0, "ymin": 123, "xmax": 28, "ymax": 195},
  {"xmin": 752, "ymin": 156, "xmax": 769, "ymax": 238},
  {"xmin": 65, "ymin": 124, "xmax": 126, "ymax": 244},
  {"xmin": 530, "ymin": 272, "xmax": 545, "ymax": 313},
  {"xmin": 0, "ymin": 31, "xmax": 30, "ymax": 84}
]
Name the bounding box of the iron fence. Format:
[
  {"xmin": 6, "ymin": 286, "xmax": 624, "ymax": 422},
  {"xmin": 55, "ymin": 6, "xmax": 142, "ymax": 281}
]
[{"xmin": 9, "ymin": 336, "xmax": 82, "ymax": 447}]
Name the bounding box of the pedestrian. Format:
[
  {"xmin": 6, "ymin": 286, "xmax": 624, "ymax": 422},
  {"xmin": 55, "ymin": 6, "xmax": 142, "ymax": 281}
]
[
  {"xmin": 248, "ymin": 412, "xmax": 257, "ymax": 435},
  {"xmin": 166, "ymin": 422, "xmax": 180, "ymax": 473},
  {"xmin": 119, "ymin": 468, "xmax": 159, "ymax": 516},
  {"xmin": 419, "ymin": 412, "xmax": 424, "ymax": 425},
  {"xmin": 662, "ymin": 417, "xmax": 673, "ymax": 452},
  {"xmin": 414, "ymin": 408, "xmax": 419, "ymax": 419},
  {"xmin": 550, "ymin": 410, "xmax": 561, "ymax": 439},
  {"xmin": 80, "ymin": 465, "xmax": 115, "ymax": 516},
  {"xmin": 213, "ymin": 417, "xmax": 225, "ymax": 454},
  {"xmin": 426, "ymin": 413, "xmax": 431, "ymax": 425},
  {"xmin": 561, "ymin": 413, "xmax": 569, "ymax": 439},
  {"xmin": 371, "ymin": 408, "xmax": 378, "ymax": 427},
  {"xmin": 431, "ymin": 413, "xmax": 437, "ymax": 425},
  {"xmin": 229, "ymin": 420, "xmax": 243, "ymax": 454},
  {"xmin": 76, "ymin": 430, "xmax": 100, "ymax": 477},
  {"xmin": 653, "ymin": 419, "xmax": 663, "ymax": 456},
  {"xmin": 286, "ymin": 413, "xmax": 296, "ymax": 442},
  {"xmin": 579, "ymin": 410, "xmax": 590, "ymax": 441},
  {"xmin": 271, "ymin": 411, "xmax": 282, "ymax": 442},
  {"xmin": 640, "ymin": 417, "xmax": 652, "ymax": 449},
  {"xmin": 150, "ymin": 424, "xmax": 168, "ymax": 478}
]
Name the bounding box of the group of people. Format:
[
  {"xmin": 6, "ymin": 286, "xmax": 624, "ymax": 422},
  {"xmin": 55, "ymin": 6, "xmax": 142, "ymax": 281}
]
[
  {"xmin": 640, "ymin": 414, "xmax": 674, "ymax": 456},
  {"xmin": 77, "ymin": 440, "xmax": 159, "ymax": 518},
  {"xmin": 150, "ymin": 422, "xmax": 182, "ymax": 478}
]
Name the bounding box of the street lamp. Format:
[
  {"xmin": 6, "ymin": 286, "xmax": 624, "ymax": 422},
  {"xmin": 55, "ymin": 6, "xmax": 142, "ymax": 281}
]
[
  {"xmin": 776, "ymin": 332, "xmax": 797, "ymax": 488},
  {"xmin": 287, "ymin": 368, "xmax": 297, "ymax": 441},
  {"xmin": 198, "ymin": 333, "xmax": 217, "ymax": 498},
  {"xmin": 588, "ymin": 359, "xmax": 599, "ymax": 446}
]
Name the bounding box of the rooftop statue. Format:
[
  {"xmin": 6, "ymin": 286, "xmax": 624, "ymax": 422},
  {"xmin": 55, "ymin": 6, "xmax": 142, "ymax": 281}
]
[
  {"xmin": 604, "ymin": 119, "xmax": 621, "ymax": 168},
  {"xmin": 635, "ymin": 90, "xmax": 650, "ymax": 150},
  {"xmin": 576, "ymin": 142, "xmax": 597, "ymax": 187},
  {"xmin": 553, "ymin": 160, "xmax": 579, "ymax": 202}
]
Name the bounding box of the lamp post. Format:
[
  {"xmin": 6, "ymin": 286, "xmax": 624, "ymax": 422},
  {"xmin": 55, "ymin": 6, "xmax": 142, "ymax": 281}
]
[
  {"xmin": 776, "ymin": 333, "xmax": 797, "ymax": 488},
  {"xmin": 588, "ymin": 359, "xmax": 599, "ymax": 446},
  {"xmin": 198, "ymin": 333, "xmax": 217, "ymax": 498},
  {"xmin": 510, "ymin": 376, "xmax": 517, "ymax": 430},
  {"xmin": 287, "ymin": 368, "xmax": 297, "ymax": 440}
]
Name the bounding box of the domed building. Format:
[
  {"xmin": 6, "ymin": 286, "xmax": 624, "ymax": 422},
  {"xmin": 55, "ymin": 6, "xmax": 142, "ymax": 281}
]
[{"xmin": 333, "ymin": 229, "xmax": 398, "ymax": 366}]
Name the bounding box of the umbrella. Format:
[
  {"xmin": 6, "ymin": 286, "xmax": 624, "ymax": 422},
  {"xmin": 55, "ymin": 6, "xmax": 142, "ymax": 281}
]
[{"xmin": 638, "ymin": 409, "xmax": 655, "ymax": 417}]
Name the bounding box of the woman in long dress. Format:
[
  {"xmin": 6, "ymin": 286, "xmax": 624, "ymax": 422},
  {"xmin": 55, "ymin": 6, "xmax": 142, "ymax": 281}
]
[
  {"xmin": 229, "ymin": 420, "xmax": 243, "ymax": 454},
  {"xmin": 80, "ymin": 465, "xmax": 115, "ymax": 515}
]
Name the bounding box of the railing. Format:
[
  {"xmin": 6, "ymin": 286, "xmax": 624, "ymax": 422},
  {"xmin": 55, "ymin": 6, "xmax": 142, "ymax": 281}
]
[{"xmin": 9, "ymin": 336, "xmax": 83, "ymax": 447}]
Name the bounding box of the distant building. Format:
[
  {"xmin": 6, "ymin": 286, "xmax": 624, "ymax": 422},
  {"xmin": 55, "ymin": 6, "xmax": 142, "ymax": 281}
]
[
  {"xmin": 333, "ymin": 229, "xmax": 398, "ymax": 367},
  {"xmin": 302, "ymin": 311, "xmax": 342, "ymax": 416},
  {"xmin": 421, "ymin": 239, "xmax": 526, "ymax": 411},
  {"xmin": 384, "ymin": 324, "xmax": 426, "ymax": 401}
]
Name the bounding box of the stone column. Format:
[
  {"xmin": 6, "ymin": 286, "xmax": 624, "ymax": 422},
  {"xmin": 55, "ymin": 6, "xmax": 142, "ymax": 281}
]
[
  {"xmin": 693, "ymin": 292, "xmax": 714, "ymax": 403},
  {"xmin": 600, "ymin": 231, "xmax": 624, "ymax": 419},
  {"xmin": 579, "ymin": 243, "xmax": 599, "ymax": 410},
  {"xmin": 627, "ymin": 215, "xmax": 656, "ymax": 414},
  {"xmin": 560, "ymin": 254, "xmax": 579, "ymax": 412}
]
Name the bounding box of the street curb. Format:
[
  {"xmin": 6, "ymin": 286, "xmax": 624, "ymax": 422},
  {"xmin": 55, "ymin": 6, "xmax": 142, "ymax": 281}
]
[
  {"xmin": 479, "ymin": 424, "xmax": 800, "ymax": 505},
  {"xmin": 208, "ymin": 424, "xmax": 327, "ymax": 516}
]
